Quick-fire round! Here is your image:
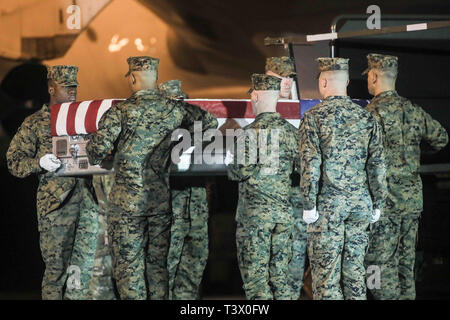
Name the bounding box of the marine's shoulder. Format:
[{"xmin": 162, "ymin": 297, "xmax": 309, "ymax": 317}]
[
  {"xmin": 302, "ymin": 100, "xmax": 339, "ymax": 122},
  {"xmin": 349, "ymin": 100, "xmax": 372, "ymax": 116},
  {"xmin": 277, "ymin": 117, "xmax": 298, "ymax": 133},
  {"xmin": 114, "ymin": 97, "xmax": 133, "ymax": 110},
  {"xmin": 304, "ymin": 100, "xmax": 326, "ymax": 116},
  {"xmin": 371, "ymin": 92, "xmax": 408, "ymax": 107},
  {"xmin": 22, "ymin": 107, "xmax": 48, "ymax": 127},
  {"xmin": 306, "ymin": 97, "xmax": 349, "ymax": 113},
  {"xmin": 349, "ymin": 103, "xmax": 378, "ymax": 127},
  {"xmin": 395, "ymin": 95, "xmax": 421, "ymax": 111},
  {"xmin": 244, "ymin": 120, "xmax": 258, "ymax": 130}
]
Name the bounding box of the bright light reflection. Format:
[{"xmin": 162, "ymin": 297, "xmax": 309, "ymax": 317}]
[{"xmin": 108, "ymin": 34, "xmax": 129, "ymax": 52}]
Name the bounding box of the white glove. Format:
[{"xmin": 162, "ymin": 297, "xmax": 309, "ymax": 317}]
[
  {"xmin": 39, "ymin": 154, "xmax": 61, "ymax": 172},
  {"xmin": 371, "ymin": 208, "xmax": 381, "ymax": 223},
  {"xmin": 224, "ymin": 149, "xmax": 234, "ymax": 165},
  {"xmin": 303, "ymin": 207, "xmax": 319, "ymax": 224}
]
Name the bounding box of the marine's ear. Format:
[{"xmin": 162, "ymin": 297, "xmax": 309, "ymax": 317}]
[{"xmin": 48, "ymin": 79, "xmax": 55, "ymax": 96}]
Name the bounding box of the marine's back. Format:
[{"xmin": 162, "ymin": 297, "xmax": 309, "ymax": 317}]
[
  {"xmin": 307, "ymin": 96, "xmax": 377, "ymax": 193},
  {"xmin": 366, "ymin": 90, "xmax": 448, "ymax": 212}
]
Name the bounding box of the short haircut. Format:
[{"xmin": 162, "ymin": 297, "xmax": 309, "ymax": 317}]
[{"xmin": 379, "ymin": 68, "xmax": 398, "ymax": 81}]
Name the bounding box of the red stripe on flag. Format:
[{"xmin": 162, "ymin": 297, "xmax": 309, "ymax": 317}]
[
  {"xmin": 66, "ymin": 102, "xmax": 81, "ymax": 136},
  {"xmin": 278, "ymin": 101, "xmax": 301, "ymax": 119},
  {"xmin": 85, "ymin": 100, "xmax": 103, "ymax": 133},
  {"xmin": 50, "ymin": 103, "xmax": 62, "ymax": 137},
  {"xmin": 185, "ymin": 100, "xmax": 300, "ymax": 119}
]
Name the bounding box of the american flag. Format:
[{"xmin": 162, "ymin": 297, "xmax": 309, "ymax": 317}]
[
  {"xmin": 50, "ymin": 99, "xmax": 303, "ymax": 136},
  {"xmin": 50, "ymin": 99, "xmax": 124, "ymax": 136}
]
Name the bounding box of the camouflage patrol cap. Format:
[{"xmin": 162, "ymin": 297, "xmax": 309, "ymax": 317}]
[
  {"xmin": 362, "ymin": 53, "xmax": 398, "ymax": 75},
  {"xmin": 125, "ymin": 56, "xmax": 159, "ymax": 77},
  {"xmin": 265, "ymin": 56, "xmax": 296, "ymax": 77},
  {"xmin": 316, "ymin": 57, "xmax": 349, "ymax": 72},
  {"xmin": 47, "ymin": 65, "xmax": 79, "ymax": 86},
  {"xmin": 158, "ymin": 80, "xmax": 187, "ymax": 100},
  {"xmin": 248, "ymin": 73, "xmax": 281, "ymax": 94}
]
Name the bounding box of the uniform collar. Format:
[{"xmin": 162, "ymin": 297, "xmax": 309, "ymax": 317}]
[
  {"xmin": 373, "ymin": 90, "xmax": 398, "ymax": 99},
  {"xmin": 41, "ymin": 103, "xmax": 50, "ymax": 114},
  {"xmin": 323, "ymin": 95, "xmax": 351, "ymax": 102},
  {"xmin": 132, "ymin": 88, "xmax": 159, "ymax": 99},
  {"xmin": 255, "ymin": 112, "xmax": 281, "ymax": 121}
]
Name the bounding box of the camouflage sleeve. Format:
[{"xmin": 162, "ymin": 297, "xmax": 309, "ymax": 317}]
[
  {"xmin": 227, "ymin": 130, "xmax": 259, "ymax": 182},
  {"xmin": 366, "ymin": 119, "xmax": 387, "ymax": 210},
  {"xmin": 86, "ymin": 104, "xmax": 123, "ymax": 165},
  {"xmin": 294, "ymin": 130, "xmax": 301, "ymax": 172},
  {"xmin": 183, "ymin": 102, "xmax": 218, "ymax": 132},
  {"xmin": 366, "ymin": 103, "xmax": 382, "ymax": 124},
  {"xmin": 299, "ymin": 113, "xmax": 321, "ymax": 210},
  {"xmin": 420, "ymin": 107, "xmax": 449, "ymax": 151},
  {"xmin": 6, "ymin": 118, "xmax": 42, "ymax": 178}
]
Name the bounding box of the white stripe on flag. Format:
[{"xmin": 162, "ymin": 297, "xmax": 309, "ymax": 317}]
[
  {"xmin": 74, "ymin": 100, "xmax": 92, "ymax": 134},
  {"xmin": 217, "ymin": 118, "xmax": 226, "ymax": 128},
  {"xmin": 56, "ymin": 103, "xmax": 70, "ymax": 136},
  {"xmin": 289, "ymin": 119, "xmax": 300, "ymax": 128},
  {"xmin": 96, "ymin": 99, "xmax": 114, "ymax": 129}
]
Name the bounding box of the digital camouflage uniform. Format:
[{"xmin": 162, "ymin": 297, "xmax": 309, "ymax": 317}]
[
  {"xmin": 86, "ymin": 57, "xmax": 208, "ymax": 300},
  {"xmin": 158, "ymin": 80, "xmax": 218, "ymax": 300},
  {"xmin": 228, "ymin": 74, "xmax": 299, "ymax": 300},
  {"xmin": 299, "ymin": 58, "xmax": 387, "ymax": 300},
  {"xmin": 77, "ymin": 174, "xmax": 116, "ymax": 300},
  {"xmin": 266, "ymin": 56, "xmax": 307, "ymax": 299},
  {"xmin": 6, "ymin": 65, "xmax": 101, "ymax": 300},
  {"xmin": 363, "ymin": 53, "xmax": 449, "ymax": 300}
]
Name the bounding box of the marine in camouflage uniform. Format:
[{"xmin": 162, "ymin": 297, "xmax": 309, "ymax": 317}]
[
  {"xmin": 6, "ymin": 66, "xmax": 100, "ymax": 300},
  {"xmin": 299, "ymin": 58, "xmax": 387, "ymax": 300},
  {"xmin": 266, "ymin": 56, "xmax": 307, "ymax": 299},
  {"xmin": 159, "ymin": 80, "xmax": 218, "ymax": 300},
  {"xmin": 86, "ymin": 57, "xmax": 212, "ymax": 300},
  {"xmin": 228, "ymin": 74, "xmax": 299, "ymax": 300},
  {"xmin": 362, "ymin": 54, "xmax": 449, "ymax": 300}
]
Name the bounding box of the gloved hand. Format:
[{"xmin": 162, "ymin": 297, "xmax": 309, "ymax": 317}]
[
  {"xmin": 39, "ymin": 154, "xmax": 62, "ymax": 172},
  {"xmin": 303, "ymin": 207, "xmax": 319, "ymax": 224},
  {"xmin": 224, "ymin": 149, "xmax": 234, "ymax": 165},
  {"xmin": 370, "ymin": 208, "xmax": 381, "ymax": 223}
]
